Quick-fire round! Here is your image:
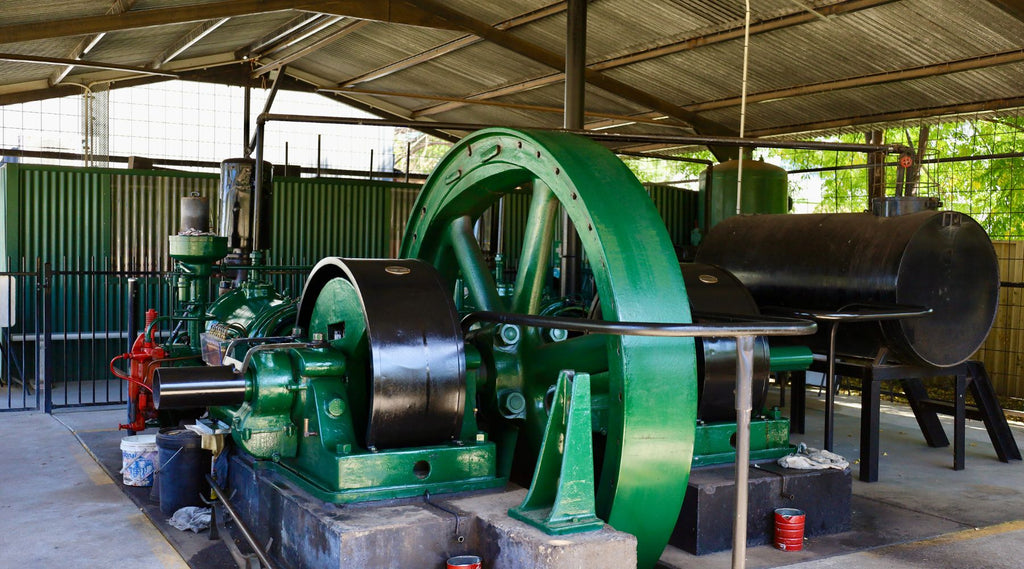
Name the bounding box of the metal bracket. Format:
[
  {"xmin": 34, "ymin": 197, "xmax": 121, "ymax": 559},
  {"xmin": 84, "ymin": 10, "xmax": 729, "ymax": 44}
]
[{"xmin": 508, "ymin": 370, "xmax": 603, "ymax": 535}]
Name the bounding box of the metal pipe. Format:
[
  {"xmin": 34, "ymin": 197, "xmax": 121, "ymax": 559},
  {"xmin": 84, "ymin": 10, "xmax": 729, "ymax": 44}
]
[
  {"xmin": 732, "ymin": 334, "xmax": 754, "ymax": 569},
  {"xmin": 559, "ymin": 0, "xmax": 586, "ymax": 299},
  {"xmin": 243, "ymin": 85, "xmax": 251, "ymax": 156},
  {"xmin": 735, "ymin": 0, "xmax": 752, "ymax": 219},
  {"xmin": 247, "ymin": 67, "xmax": 285, "ymax": 154},
  {"xmin": 126, "ymin": 278, "xmax": 139, "ymax": 429},
  {"xmin": 825, "ymin": 322, "xmax": 838, "ymax": 450},
  {"xmin": 774, "ymin": 304, "xmax": 933, "ymax": 451},
  {"xmin": 253, "ymin": 122, "xmax": 265, "ymax": 254},
  {"xmin": 206, "ymin": 475, "xmax": 282, "ymax": 569},
  {"xmin": 564, "ymin": 0, "xmax": 586, "ymax": 131},
  {"xmin": 461, "ymin": 310, "xmax": 817, "ymax": 338},
  {"xmin": 256, "ymin": 113, "xmax": 912, "ymax": 154},
  {"xmin": 405, "ymin": 140, "xmax": 411, "ymax": 183},
  {"xmin": 616, "ymin": 150, "xmax": 713, "ymax": 165},
  {"xmin": 152, "ymin": 365, "xmax": 247, "ymax": 409}
]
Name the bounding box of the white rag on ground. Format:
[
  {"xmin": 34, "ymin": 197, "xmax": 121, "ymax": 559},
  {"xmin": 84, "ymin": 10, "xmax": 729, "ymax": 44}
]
[
  {"xmin": 778, "ymin": 442, "xmax": 849, "ymax": 470},
  {"xmin": 168, "ymin": 506, "xmax": 212, "ymax": 532}
]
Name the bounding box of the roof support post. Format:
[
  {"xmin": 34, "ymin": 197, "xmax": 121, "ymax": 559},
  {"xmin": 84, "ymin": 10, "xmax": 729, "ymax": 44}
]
[
  {"xmin": 866, "ymin": 130, "xmax": 886, "ymax": 202},
  {"xmin": 560, "ymin": 0, "xmax": 586, "ymax": 299}
]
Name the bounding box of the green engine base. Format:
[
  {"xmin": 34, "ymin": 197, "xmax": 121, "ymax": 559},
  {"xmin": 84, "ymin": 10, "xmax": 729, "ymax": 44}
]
[
  {"xmin": 255, "ymin": 442, "xmax": 505, "ymax": 504},
  {"xmin": 692, "ymin": 416, "xmax": 793, "ymax": 468}
]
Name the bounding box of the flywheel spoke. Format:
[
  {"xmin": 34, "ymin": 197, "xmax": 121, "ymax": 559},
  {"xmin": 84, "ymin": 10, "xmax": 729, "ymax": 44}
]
[
  {"xmin": 511, "ymin": 180, "xmax": 559, "ymax": 314},
  {"xmin": 529, "ymin": 333, "xmax": 609, "ymax": 382},
  {"xmin": 447, "ymin": 215, "xmax": 503, "ymax": 311}
]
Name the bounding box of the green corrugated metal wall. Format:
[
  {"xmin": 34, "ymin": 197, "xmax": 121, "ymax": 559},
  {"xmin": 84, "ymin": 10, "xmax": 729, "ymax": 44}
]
[
  {"xmin": 270, "ymin": 177, "xmax": 409, "ymax": 264},
  {"xmin": 112, "ymin": 172, "xmax": 218, "ymax": 271},
  {"xmin": 646, "ymin": 183, "xmax": 700, "ymax": 249},
  {"xmin": 1, "ymin": 164, "xmax": 419, "ymax": 270}
]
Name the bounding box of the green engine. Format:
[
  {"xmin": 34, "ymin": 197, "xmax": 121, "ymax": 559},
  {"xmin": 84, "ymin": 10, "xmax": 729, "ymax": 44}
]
[{"xmin": 150, "ymin": 129, "xmax": 812, "ymax": 569}]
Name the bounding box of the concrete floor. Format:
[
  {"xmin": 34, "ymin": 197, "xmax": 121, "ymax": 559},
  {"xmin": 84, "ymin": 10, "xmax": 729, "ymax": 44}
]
[
  {"xmin": 0, "ymin": 406, "xmax": 188, "ymax": 569},
  {"xmin": 1, "ymin": 387, "xmax": 1023, "ymax": 569}
]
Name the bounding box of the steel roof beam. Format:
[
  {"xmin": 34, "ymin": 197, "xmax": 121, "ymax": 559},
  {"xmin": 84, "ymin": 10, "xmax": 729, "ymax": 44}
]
[
  {"xmin": 0, "ymin": 0, "xmax": 458, "ymax": 45},
  {"xmin": 259, "ymin": 15, "xmax": 345, "ymax": 59},
  {"xmin": 687, "ymin": 49, "xmax": 1024, "ymax": 113},
  {"xmin": 987, "ymin": 0, "xmax": 1024, "ymax": 23},
  {"xmin": 252, "ymin": 19, "xmax": 370, "ymax": 76},
  {"xmin": 235, "ymin": 13, "xmax": 325, "ymax": 60},
  {"xmin": 0, "ymin": 52, "xmax": 177, "ymax": 77},
  {"xmin": 320, "ymin": 87, "xmax": 691, "ymax": 128},
  {"xmin": 48, "ymin": 0, "xmax": 137, "ymax": 86},
  {"xmin": 746, "ymin": 96, "xmax": 1024, "ymax": 138},
  {"xmin": 151, "ymin": 18, "xmax": 230, "ymax": 69},
  {"xmin": 413, "ymin": 0, "xmax": 895, "ymax": 118},
  {"xmin": 571, "ymin": 49, "xmax": 1024, "ymax": 132},
  {"xmin": 404, "ymin": 0, "xmax": 735, "ymax": 142},
  {"xmin": 338, "ymin": 1, "xmax": 567, "ymax": 88}
]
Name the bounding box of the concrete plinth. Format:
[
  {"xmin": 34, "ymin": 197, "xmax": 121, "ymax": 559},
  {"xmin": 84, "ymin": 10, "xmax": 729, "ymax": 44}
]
[
  {"xmin": 227, "ymin": 453, "xmax": 637, "ymax": 569},
  {"xmin": 670, "ymin": 461, "xmax": 851, "ymax": 555}
]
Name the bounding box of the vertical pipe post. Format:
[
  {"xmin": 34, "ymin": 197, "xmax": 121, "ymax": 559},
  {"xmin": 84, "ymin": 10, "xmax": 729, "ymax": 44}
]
[
  {"xmin": 317, "ymin": 134, "xmax": 322, "ymax": 177},
  {"xmin": 824, "ymin": 322, "xmax": 839, "ymax": 451},
  {"xmin": 560, "ymin": 0, "xmax": 586, "ymax": 299},
  {"xmin": 41, "ymin": 261, "xmax": 53, "ymax": 413},
  {"xmin": 564, "ymin": 0, "xmax": 586, "ymax": 131},
  {"xmin": 405, "ymin": 141, "xmax": 412, "ymax": 184},
  {"xmin": 126, "ymin": 277, "xmax": 139, "ymax": 428},
  {"xmin": 243, "ymin": 85, "xmax": 251, "ymax": 156},
  {"xmin": 253, "ymin": 122, "xmax": 266, "ymax": 257},
  {"xmin": 369, "ymin": 149, "xmax": 374, "ymax": 180},
  {"xmin": 732, "ymin": 334, "xmax": 755, "ymax": 569}
]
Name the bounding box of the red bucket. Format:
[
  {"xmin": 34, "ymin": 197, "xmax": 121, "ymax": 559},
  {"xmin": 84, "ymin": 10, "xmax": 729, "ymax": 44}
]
[
  {"xmin": 447, "ymin": 555, "xmax": 482, "ymax": 569},
  {"xmin": 774, "ymin": 508, "xmax": 805, "ymax": 551}
]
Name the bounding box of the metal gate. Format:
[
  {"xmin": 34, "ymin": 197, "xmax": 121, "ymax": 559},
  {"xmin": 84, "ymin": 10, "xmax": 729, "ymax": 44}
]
[
  {"xmin": 0, "ymin": 257, "xmax": 310, "ymax": 413},
  {"xmin": 0, "ymin": 259, "xmax": 42, "ymax": 412}
]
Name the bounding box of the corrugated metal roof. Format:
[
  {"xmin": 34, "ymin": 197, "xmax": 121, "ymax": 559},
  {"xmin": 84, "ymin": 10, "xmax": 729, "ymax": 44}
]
[{"xmin": 0, "ymin": 0, "xmax": 1022, "ymax": 147}]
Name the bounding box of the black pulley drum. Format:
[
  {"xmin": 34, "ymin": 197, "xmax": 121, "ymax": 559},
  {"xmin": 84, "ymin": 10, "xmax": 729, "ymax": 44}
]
[
  {"xmin": 696, "ymin": 210, "xmax": 999, "ymax": 368},
  {"xmin": 680, "ymin": 263, "xmax": 771, "ymax": 422}
]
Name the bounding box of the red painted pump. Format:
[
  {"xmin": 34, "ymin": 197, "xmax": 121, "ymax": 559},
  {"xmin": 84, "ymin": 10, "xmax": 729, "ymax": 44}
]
[{"xmin": 112, "ymin": 309, "xmax": 166, "ymax": 433}]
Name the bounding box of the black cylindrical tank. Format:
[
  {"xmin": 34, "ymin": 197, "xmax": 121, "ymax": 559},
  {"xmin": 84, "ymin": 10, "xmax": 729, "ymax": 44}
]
[
  {"xmin": 695, "ymin": 210, "xmax": 999, "ymax": 368},
  {"xmin": 219, "ymin": 158, "xmax": 273, "ymax": 253}
]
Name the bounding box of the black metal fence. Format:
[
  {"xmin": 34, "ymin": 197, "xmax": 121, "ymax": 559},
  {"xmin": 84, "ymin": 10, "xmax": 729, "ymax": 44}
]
[{"xmin": 0, "ymin": 257, "xmax": 311, "ymax": 413}]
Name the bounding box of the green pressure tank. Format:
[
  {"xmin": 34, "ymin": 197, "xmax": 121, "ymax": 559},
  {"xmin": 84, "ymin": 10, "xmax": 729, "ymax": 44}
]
[{"xmin": 698, "ymin": 157, "xmax": 788, "ymax": 232}]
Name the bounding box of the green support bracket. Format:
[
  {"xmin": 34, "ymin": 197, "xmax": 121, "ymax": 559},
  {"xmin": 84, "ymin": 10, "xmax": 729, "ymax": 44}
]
[{"xmin": 508, "ymin": 370, "xmax": 604, "ymax": 535}]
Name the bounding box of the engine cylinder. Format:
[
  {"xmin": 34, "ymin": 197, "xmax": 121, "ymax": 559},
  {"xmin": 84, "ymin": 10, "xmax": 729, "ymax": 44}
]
[
  {"xmin": 696, "ymin": 210, "xmax": 999, "ymax": 368},
  {"xmin": 153, "ymin": 365, "xmax": 247, "ymax": 409}
]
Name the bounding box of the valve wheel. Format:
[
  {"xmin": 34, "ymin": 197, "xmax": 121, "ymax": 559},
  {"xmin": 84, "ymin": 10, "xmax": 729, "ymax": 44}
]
[{"xmin": 401, "ymin": 128, "xmax": 698, "ymax": 568}]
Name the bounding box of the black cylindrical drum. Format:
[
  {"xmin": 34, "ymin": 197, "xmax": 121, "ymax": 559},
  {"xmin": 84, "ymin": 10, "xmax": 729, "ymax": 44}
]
[
  {"xmin": 180, "ymin": 195, "xmax": 210, "ymax": 233},
  {"xmin": 153, "ymin": 365, "xmax": 247, "ymax": 409},
  {"xmin": 696, "ymin": 210, "xmax": 999, "ymax": 368},
  {"xmin": 156, "ymin": 429, "xmax": 210, "ymax": 516},
  {"xmin": 219, "ymin": 158, "xmax": 273, "ymax": 253}
]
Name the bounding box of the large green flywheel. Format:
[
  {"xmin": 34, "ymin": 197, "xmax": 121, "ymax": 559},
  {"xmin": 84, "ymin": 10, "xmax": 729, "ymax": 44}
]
[{"xmin": 401, "ymin": 128, "xmax": 698, "ymax": 568}]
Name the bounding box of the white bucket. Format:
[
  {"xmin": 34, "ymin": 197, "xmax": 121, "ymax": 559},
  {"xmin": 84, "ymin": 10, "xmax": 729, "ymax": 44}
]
[{"xmin": 120, "ymin": 434, "xmax": 158, "ymax": 487}]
